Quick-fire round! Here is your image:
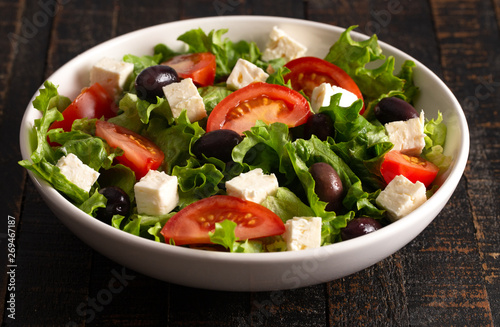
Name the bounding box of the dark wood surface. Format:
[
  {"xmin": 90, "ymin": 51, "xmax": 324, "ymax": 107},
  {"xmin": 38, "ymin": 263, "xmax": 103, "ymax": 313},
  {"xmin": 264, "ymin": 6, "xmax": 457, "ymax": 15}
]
[{"xmin": 1, "ymin": 0, "xmax": 499, "ymax": 326}]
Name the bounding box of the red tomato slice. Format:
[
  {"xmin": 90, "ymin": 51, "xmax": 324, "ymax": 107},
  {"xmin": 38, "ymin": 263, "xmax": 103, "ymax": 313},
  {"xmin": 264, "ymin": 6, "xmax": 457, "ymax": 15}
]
[
  {"xmin": 380, "ymin": 150, "xmax": 439, "ymax": 187},
  {"xmin": 284, "ymin": 57, "xmax": 364, "ymax": 114},
  {"xmin": 206, "ymin": 82, "xmax": 312, "ymax": 134},
  {"xmin": 162, "ymin": 52, "xmax": 216, "ymax": 87},
  {"xmin": 50, "ymin": 82, "xmax": 117, "ymax": 133},
  {"xmin": 95, "ymin": 120, "xmax": 164, "ymax": 180},
  {"xmin": 161, "ymin": 195, "xmax": 286, "ymax": 246}
]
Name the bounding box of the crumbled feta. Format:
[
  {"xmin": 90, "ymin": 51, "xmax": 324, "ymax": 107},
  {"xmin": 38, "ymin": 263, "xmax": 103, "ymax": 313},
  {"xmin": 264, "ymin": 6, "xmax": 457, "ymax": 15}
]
[
  {"xmin": 90, "ymin": 57, "xmax": 134, "ymax": 98},
  {"xmin": 261, "ymin": 26, "xmax": 307, "ymax": 62},
  {"xmin": 376, "ymin": 175, "xmax": 427, "ymax": 222},
  {"xmin": 56, "ymin": 153, "xmax": 99, "ymax": 193},
  {"xmin": 310, "ymin": 83, "xmax": 358, "ymax": 112},
  {"xmin": 283, "ymin": 217, "xmax": 322, "ymax": 251},
  {"xmin": 134, "ymin": 170, "xmax": 179, "ymax": 216},
  {"xmin": 226, "ymin": 58, "xmax": 269, "ymax": 90},
  {"xmin": 225, "ymin": 168, "xmax": 279, "ymax": 204},
  {"xmin": 385, "ymin": 111, "xmax": 426, "ymax": 156},
  {"xmin": 162, "ymin": 78, "xmax": 207, "ymax": 123}
]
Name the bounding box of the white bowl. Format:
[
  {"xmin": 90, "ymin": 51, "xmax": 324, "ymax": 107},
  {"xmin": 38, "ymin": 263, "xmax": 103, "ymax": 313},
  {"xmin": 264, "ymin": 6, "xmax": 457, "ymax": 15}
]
[{"xmin": 19, "ymin": 16, "xmax": 469, "ymax": 291}]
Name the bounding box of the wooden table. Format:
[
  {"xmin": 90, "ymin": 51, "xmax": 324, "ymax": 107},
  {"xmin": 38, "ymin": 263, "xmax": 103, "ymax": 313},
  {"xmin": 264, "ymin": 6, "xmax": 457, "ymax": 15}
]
[{"xmin": 1, "ymin": 0, "xmax": 498, "ymax": 325}]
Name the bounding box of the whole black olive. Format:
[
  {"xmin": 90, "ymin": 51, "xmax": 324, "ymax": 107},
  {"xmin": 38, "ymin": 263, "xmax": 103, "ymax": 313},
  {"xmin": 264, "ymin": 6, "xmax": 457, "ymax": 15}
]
[
  {"xmin": 96, "ymin": 186, "xmax": 131, "ymax": 223},
  {"xmin": 192, "ymin": 129, "xmax": 244, "ymax": 163},
  {"xmin": 309, "ymin": 162, "xmax": 344, "ymax": 212},
  {"xmin": 303, "ymin": 113, "xmax": 334, "ymax": 141},
  {"xmin": 135, "ymin": 65, "xmax": 179, "ymax": 103},
  {"xmin": 374, "ymin": 97, "xmax": 419, "ymax": 124},
  {"xmin": 341, "ymin": 217, "xmax": 383, "ymax": 241}
]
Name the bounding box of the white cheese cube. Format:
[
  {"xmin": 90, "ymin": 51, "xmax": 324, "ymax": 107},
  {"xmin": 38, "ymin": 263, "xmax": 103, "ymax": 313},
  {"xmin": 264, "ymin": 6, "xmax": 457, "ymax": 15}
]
[
  {"xmin": 310, "ymin": 83, "xmax": 358, "ymax": 113},
  {"xmin": 385, "ymin": 111, "xmax": 426, "ymax": 156},
  {"xmin": 134, "ymin": 170, "xmax": 179, "ymax": 216},
  {"xmin": 56, "ymin": 153, "xmax": 100, "ymax": 193},
  {"xmin": 162, "ymin": 78, "xmax": 207, "ymax": 123},
  {"xmin": 225, "ymin": 168, "xmax": 279, "ymax": 204},
  {"xmin": 376, "ymin": 175, "xmax": 427, "ymax": 222},
  {"xmin": 226, "ymin": 58, "xmax": 269, "ymax": 90},
  {"xmin": 90, "ymin": 57, "xmax": 134, "ymax": 98},
  {"xmin": 283, "ymin": 217, "xmax": 322, "ymax": 251},
  {"xmin": 261, "ymin": 26, "xmax": 307, "ymax": 63}
]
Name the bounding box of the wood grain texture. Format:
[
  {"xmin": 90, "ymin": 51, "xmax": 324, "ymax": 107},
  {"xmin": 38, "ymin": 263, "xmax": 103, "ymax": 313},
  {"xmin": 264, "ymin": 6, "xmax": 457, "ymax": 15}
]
[
  {"xmin": 0, "ymin": 0, "xmax": 55, "ymax": 324},
  {"xmin": 0, "ymin": 0, "xmax": 498, "ymax": 326},
  {"xmin": 429, "ymin": 0, "xmax": 500, "ymax": 326}
]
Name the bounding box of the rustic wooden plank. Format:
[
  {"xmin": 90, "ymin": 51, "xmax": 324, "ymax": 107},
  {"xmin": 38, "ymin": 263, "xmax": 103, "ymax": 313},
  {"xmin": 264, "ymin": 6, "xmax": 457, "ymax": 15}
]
[
  {"xmin": 429, "ymin": 0, "xmax": 500, "ymax": 325},
  {"xmin": 180, "ymin": 0, "xmax": 250, "ymax": 18},
  {"xmin": 0, "ymin": 1, "xmax": 25, "ymax": 321},
  {"xmin": 401, "ymin": 185, "xmax": 494, "ymax": 326},
  {"xmin": 250, "ymin": 0, "xmax": 305, "ymax": 17},
  {"xmin": 327, "ymin": 255, "xmax": 409, "ymax": 326},
  {"xmin": 9, "ymin": 179, "xmax": 93, "ymax": 325},
  {"xmin": 114, "ymin": 0, "xmax": 180, "ymax": 36},
  {"xmin": 167, "ymin": 284, "xmax": 251, "ymax": 326},
  {"xmin": 46, "ymin": 0, "xmax": 117, "ymax": 76},
  {"xmin": 0, "ymin": 0, "xmax": 57, "ymax": 324},
  {"xmin": 245, "ymin": 285, "xmax": 326, "ymax": 326},
  {"xmin": 76, "ymin": 252, "xmax": 169, "ymax": 326}
]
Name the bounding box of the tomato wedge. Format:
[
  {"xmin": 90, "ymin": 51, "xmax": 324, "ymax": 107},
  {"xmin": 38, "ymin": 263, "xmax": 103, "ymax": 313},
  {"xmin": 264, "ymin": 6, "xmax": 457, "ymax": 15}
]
[
  {"xmin": 284, "ymin": 57, "xmax": 364, "ymax": 113},
  {"xmin": 50, "ymin": 82, "xmax": 117, "ymax": 133},
  {"xmin": 206, "ymin": 82, "xmax": 312, "ymax": 134},
  {"xmin": 95, "ymin": 120, "xmax": 164, "ymax": 180},
  {"xmin": 380, "ymin": 150, "xmax": 439, "ymax": 187},
  {"xmin": 161, "ymin": 195, "xmax": 286, "ymax": 246},
  {"xmin": 162, "ymin": 52, "xmax": 216, "ymax": 87}
]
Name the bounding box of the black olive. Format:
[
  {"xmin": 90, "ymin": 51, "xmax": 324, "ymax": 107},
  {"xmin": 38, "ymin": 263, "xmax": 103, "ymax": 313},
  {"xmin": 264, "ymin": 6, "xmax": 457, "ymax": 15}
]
[
  {"xmin": 135, "ymin": 65, "xmax": 179, "ymax": 103},
  {"xmin": 341, "ymin": 217, "xmax": 383, "ymax": 241},
  {"xmin": 309, "ymin": 162, "xmax": 344, "ymax": 212},
  {"xmin": 303, "ymin": 113, "xmax": 334, "ymax": 141},
  {"xmin": 374, "ymin": 97, "xmax": 419, "ymax": 124},
  {"xmin": 192, "ymin": 129, "xmax": 244, "ymax": 163},
  {"xmin": 96, "ymin": 186, "xmax": 131, "ymax": 223}
]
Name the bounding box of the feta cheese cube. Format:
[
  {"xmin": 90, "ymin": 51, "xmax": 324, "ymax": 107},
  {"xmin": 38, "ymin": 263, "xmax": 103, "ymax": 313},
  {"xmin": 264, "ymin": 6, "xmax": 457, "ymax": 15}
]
[
  {"xmin": 162, "ymin": 78, "xmax": 207, "ymax": 123},
  {"xmin": 283, "ymin": 217, "xmax": 322, "ymax": 251},
  {"xmin": 226, "ymin": 58, "xmax": 269, "ymax": 90},
  {"xmin": 261, "ymin": 26, "xmax": 307, "ymax": 62},
  {"xmin": 56, "ymin": 153, "xmax": 100, "ymax": 193},
  {"xmin": 90, "ymin": 57, "xmax": 134, "ymax": 98},
  {"xmin": 225, "ymin": 168, "xmax": 279, "ymax": 204},
  {"xmin": 376, "ymin": 175, "xmax": 427, "ymax": 222},
  {"xmin": 385, "ymin": 111, "xmax": 426, "ymax": 156},
  {"xmin": 310, "ymin": 83, "xmax": 358, "ymax": 112},
  {"xmin": 134, "ymin": 170, "xmax": 179, "ymax": 216}
]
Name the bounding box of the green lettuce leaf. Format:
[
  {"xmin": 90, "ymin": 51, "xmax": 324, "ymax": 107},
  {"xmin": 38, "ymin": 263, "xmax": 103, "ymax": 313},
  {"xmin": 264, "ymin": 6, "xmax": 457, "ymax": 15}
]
[
  {"xmin": 19, "ymin": 82, "xmax": 93, "ymax": 204},
  {"xmin": 319, "ymin": 94, "xmax": 392, "ymax": 190},
  {"xmin": 146, "ymin": 111, "xmax": 205, "ymax": 174},
  {"xmin": 118, "ymin": 212, "xmax": 174, "ymax": 241},
  {"xmin": 198, "ymin": 86, "xmax": 233, "ymax": 114},
  {"xmin": 175, "ymin": 28, "xmax": 262, "ymax": 80},
  {"xmin": 260, "ymin": 187, "xmax": 314, "ymax": 222},
  {"xmin": 172, "ymin": 158, "xmax": 225, "ymax": 209},
  {"xmin": 324, "ymin": 25, "xmax": 418, "ymax": 119},
  {"xmin": 232, "ymin": 121, "xmax": 295, "ymax": 183},
  {"xmin": 123, "ymin": 53, "xmax": 162, "ymax": 86},
  {"xmin": 79, "ymin": 189, "xmax": 107, "ymax": 216},
  {"xmin": 209, "ymin": 220, "xmax": 264, "ymax": 253},
  {"xmin": 285, "ymin": 136, "xmax": 384, "ymax": 243},
  {"xmin": 422, "ymin": 111, "xmax": 452, "ymax": 171}
]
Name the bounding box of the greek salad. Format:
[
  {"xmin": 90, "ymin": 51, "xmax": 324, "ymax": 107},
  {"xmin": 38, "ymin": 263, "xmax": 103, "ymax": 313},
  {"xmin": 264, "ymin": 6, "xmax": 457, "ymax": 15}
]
[{"xmin": 20, "ymin": 25, "xmax": 451, "ymax": 253}]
